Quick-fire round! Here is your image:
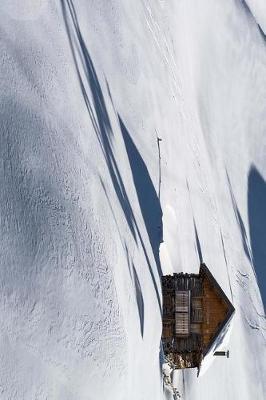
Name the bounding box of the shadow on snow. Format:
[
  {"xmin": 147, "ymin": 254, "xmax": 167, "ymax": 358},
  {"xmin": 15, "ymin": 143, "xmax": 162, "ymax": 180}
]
[
  {"xmin": 119, "ymin": 116, "xmax": 163, "ymax": 275},
  {"xmin": 60, "ymin": 0, "xmax": 163, "ymax": 336},
  {"xmin": 193, "ymin": 219, "xmax": 203, "ymax": 264},
  {"xmin": 226, "ymin": 168, "xmax": 266, "ymax": 311},
  {"xmin": 226, "ymin": 170, "xmax": 253, "ymax": 263},
  {"xmin": 124, "ymin": 244, "xmax": 145, "ymax": 336},
  {"xmin": 248, "ymin": 166, "xmax": 266, "ymax": 311},
  {"xmin": 61, "ymin": 0, "xmax": 137, "ymax": 240}
]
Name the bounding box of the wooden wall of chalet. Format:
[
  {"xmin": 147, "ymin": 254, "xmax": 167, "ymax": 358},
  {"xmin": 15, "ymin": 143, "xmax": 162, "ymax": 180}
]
[
  {"xmin": 161, "ymin": 270, "xmax": 233, "ymax": 369},
  {"xmin": 202, "ymin": 277, "xmax": 229, "ymax": 349}
]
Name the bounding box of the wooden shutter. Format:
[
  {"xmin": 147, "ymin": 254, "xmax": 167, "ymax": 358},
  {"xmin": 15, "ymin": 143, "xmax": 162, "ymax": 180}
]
[
  {"xmin": 175, "ymin": 291, "xmax": 190, "ymax": 312},
  {"xmin": 175, "ymin": 313, "xmax": 189, "ymax": 336},
  {"xmin": 175, "ymin": 290, "xmax": 190, "ymax": 336}
]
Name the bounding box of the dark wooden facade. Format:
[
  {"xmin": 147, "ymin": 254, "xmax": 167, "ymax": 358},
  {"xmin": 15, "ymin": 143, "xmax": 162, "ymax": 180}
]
[{"xmin": 162, "ymin": 263, "xmax": 235, "ymax": 370}]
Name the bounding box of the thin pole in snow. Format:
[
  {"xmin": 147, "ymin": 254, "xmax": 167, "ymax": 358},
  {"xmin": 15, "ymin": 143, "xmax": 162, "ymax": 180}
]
[{"xmin": 156, "ymin": 131, "xmax": 162, "ymax": 200}]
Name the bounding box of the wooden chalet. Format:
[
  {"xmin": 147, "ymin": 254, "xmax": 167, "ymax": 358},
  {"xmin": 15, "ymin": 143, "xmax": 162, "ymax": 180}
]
[{"xmin": 161, "ymin": 263, "xmax": 235, "ymax": 371}]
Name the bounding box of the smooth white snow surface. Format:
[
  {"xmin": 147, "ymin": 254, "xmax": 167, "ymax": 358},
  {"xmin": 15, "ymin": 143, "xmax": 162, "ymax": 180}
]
[{"xmin": 0, "ymin": 1, "xmax": 265, "ymax": 399}]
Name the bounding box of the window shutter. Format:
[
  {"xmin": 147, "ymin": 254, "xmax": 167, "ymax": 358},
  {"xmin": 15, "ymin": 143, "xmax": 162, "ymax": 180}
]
[
  {"xmin": 175, "ymin": 290, "xmax": 190, "ymax": 336},
  {"xmin": 175, "ymin": 291, "xmax": 190, "ymax": 312}
]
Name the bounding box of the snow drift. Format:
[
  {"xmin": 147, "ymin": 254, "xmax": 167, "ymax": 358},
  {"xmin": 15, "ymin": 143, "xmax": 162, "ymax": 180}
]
[{"xmin": 0, "ymin": 1, "xmax": 265, "ymax": 399}]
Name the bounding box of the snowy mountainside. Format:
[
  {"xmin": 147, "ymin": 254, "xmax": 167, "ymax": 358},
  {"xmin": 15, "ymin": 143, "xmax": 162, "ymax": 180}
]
[{"xmin": 0, "ymin": 1, "xmax": 265, "ymax": 400}]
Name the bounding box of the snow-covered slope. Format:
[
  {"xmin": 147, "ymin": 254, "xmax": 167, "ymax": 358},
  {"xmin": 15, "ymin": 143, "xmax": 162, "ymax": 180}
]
[{"xmin": 0, "ymin": 1, "xmax": 265, "ymax": 399}]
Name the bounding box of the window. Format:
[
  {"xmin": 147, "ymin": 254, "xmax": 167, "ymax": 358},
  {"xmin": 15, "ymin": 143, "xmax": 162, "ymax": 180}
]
[{"xmin": 191, "ymin": 297, "xmax": 203, "ymax": 323}]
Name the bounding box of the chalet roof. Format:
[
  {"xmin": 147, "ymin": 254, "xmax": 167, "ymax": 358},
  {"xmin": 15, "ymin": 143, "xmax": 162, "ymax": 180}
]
[{"xmin": 199, "ymin": 263, "xmax": 235, "ymax": 358}]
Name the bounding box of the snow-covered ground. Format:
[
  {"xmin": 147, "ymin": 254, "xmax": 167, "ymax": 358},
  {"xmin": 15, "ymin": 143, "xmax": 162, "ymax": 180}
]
[{"xmin": 0, "ymin": 1, "xmax": 265, "ymax": 399}]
